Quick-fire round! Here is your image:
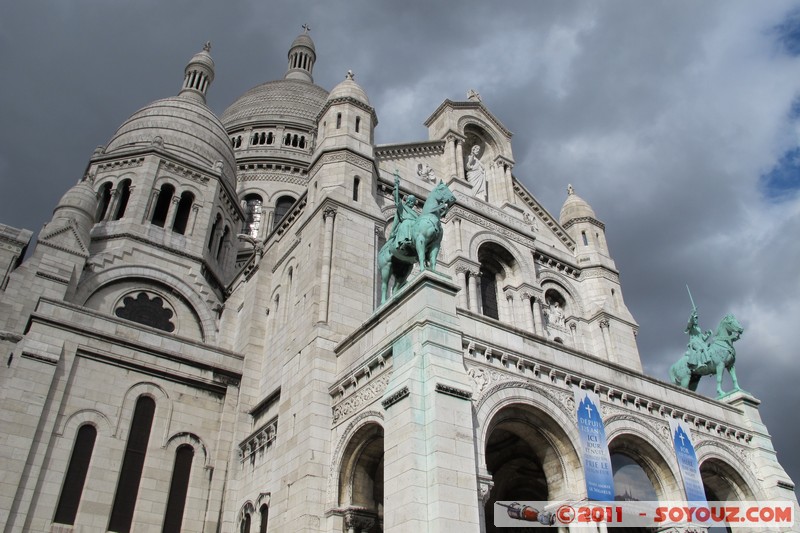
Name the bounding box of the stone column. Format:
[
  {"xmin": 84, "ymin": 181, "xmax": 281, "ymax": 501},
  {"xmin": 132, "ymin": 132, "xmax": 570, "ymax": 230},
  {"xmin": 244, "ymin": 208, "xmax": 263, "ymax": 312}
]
[
  {"xmin": 188, "ymin": 204, "xmax": 200, "ymax": 235},
  {"xmin": 446, "ymin": 135, "xmax": 457, "ymax": 179},
  {"xmin": 104, "ymin": 187, "xmax": 121, "ymax": 221},
  {"xmin": 317, "ymin": 207, "xmax": 336, "ymax": 324},
  {"xmin": 467, "ymin": 271, "xmax": 480, "ymax": 314},
  {"xmin": 495, "ymin": 273, "xmax": 506, "ymax": 321},
  {"xmin": 165, "ymin": 195, "xmax": 180, "ymax": 229},
  {"xmin": 532, "ymin": 297, "xmax": 544, "ymax": 334},
  {"xmin": 504, "ymin": 289, "xmax": 515, "ymax": 327},
  {"xmin": 455, "ymin": 139, "xmax": 465, "ymax": 179},
  {"xmin": 521, "ymin": 293, "xmax": 535, "ymax": 333},
  {"xmin": 144, "ymin": 188, "xmax": 160, "ymax": 223},
  {"xmin": 455, "ymin": 267, "xmax": 469, "ymax": 310},
  {"xmin": 454, "ymin": 217, "xmax": 463, "ymax": 252},
  {"xmin": 599, "ymin": 319, "xmax": 614, "ymax": 362},
  {"xmin": 504, "ymin": 163, "xmax": 516, "ymax": 205}
]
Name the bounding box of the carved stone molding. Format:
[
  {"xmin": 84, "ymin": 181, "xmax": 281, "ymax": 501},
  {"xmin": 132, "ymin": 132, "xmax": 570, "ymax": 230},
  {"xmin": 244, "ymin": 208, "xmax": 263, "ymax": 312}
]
[
  {"xmin": 333, "ymin": 373, "xmax": 391, "ymax": 425},
  {"xmin": 381, "ymin": 386, "xmax": 409, "ymax": 409},
  {"xmin": 478, "ymin": 473, "xmax": 494, "ymax": 505},
  {"xmin": 435, "ymin": 383, "xmax": 472, "ymax": 400},
  {"xmin": 238, "ymin": 416, "xmax": 278, "ymax": 465},
  {"xmin": 445, "ymin": 205, "xmax": 536, "ymax": 249}
]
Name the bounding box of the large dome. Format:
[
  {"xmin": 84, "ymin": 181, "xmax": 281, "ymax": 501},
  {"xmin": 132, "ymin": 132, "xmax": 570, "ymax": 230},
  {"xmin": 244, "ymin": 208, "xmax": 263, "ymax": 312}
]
[
  {"xmin": 105, "ymin": 95, "xmax": 237, "ymax": 189},
  {"xmin": 221, "ymin": 79, "xmax": 329, "ymax": 130}
]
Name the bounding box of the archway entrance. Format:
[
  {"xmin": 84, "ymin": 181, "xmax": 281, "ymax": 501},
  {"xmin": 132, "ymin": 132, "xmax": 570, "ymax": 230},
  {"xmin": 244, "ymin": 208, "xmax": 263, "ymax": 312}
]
[
  {"xmin": 338, "ymin": 423, "xmax": 383, "ymax": 533},
  {"xmin": 483, "ymin": 403, "xmax": 578, "ymax": 532}
]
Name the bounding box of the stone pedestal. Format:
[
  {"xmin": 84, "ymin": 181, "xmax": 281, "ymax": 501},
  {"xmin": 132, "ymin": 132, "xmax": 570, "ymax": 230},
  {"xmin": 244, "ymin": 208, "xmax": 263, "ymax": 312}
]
[{"xmin": 380, "ymin": 271, "xmax": 480, "ymax": 532}]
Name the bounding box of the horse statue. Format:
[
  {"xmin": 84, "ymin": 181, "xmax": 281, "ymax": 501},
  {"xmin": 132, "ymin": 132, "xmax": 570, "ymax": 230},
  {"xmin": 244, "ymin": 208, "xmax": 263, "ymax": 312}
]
[
  {"xmin": 378, "ymin": 175, "xmax": 456, "ymax": 304},
  {"xmin": 669, "ymin": 313, "xmax": 744, "ymax": 398}
]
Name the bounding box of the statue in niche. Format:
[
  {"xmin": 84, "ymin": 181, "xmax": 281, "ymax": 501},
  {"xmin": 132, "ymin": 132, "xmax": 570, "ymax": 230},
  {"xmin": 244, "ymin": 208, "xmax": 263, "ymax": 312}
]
[
  {"xmin": 465, "ymin": 144, "xmax": 487, "ymax": 200},
  {"xmin": 377, "ymin": 172, "xmax": 456, "ymax": 304},
  {"xmin": 416, "ymin": 162, "xmax": 437, "ymax": 183},
  {"xmin": 545, "ymin": 300, "xmax": 565, "ymax": 328},
  {"xmin": 669, "ymin": 289, "xmax": 744, "ymax": 398}
]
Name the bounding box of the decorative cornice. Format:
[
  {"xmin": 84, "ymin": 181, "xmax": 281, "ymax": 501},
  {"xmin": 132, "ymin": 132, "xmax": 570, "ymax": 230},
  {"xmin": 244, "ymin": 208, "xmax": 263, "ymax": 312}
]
[
  {"xmin": 512, "ymin": 179, "xmax": 575, "ymax": 251},
  {"xmin": 375, "ymin": 140, "xmax": 446, "ymax": 160},
  {"xmin": 463, "ymin": 337, "xmax": 754, "ymax": 445},
  {"xmin": 534, "ymin": 252, "xmax": 581, "ymax": 279},
  {"xmin": 381, "ymin": 386, "xmax": 409, "ymax": 409},
  {"xmin": 316, "ymin": 96, "xmax": 378, "ymax": 125},
  {"xmin": 309, "ymin": 149, "xmax": 373, "ymax": 177},
  {"xmin": 94, "ymin": 157, "xmax": 145, "ymax": 173},
  {"xmin": 238, "ymin": 416, "xmax": 278, "ymax": 465},
  {"xmin": 562, "ymin": 216, "xmax": 605, "ymax": 231},
  {"xmin": 435, "ymin": 383, "xmax": 472, "ymax": 400},
  {"xmin": 237, "ymin": 173, "xmax": 309, "ymax": 186},
  {"xmin": 423, "ymin": 99, "xmax": 512, "ymax": 138}
]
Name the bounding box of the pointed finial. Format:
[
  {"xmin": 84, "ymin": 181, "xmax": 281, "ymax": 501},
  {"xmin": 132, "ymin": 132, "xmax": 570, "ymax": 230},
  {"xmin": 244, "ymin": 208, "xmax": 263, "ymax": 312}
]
[
  {"xmin": 567, "ymin": 184, "xmax": 575, "ymax": 196},
  {"xmin": 203, "ymin": 41, "xmax": 211, "ymax": 52},
  {"xmin": 467, "ymin": 89, "xmax": 481, "ymax": 102},
  {"xmin": 302, "ymin": 23, "xmax": 311, "ymax": 34},
  {"xmin": 346, "ymin": 69, "xmax": 354, "ymax": 80}
]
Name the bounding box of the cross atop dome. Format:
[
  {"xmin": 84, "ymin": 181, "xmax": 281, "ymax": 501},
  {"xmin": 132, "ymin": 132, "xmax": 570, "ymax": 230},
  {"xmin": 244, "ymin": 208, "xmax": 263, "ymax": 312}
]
[
  {"xmin": 286, "ymin": 27, "xmax": 317, "ymax": 82},
  {"xmin": 302, "ymin": 23, "xmax": 311, "ymax": 34}
]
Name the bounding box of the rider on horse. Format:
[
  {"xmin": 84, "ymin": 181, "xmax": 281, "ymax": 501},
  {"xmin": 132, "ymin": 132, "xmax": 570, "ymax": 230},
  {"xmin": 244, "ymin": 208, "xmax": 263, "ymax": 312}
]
[
  {"xmin": 685, "ymin": 309, "xmax": 713, "ymax": 368},
  {"xmin": 389, "ymin": 173, "xmax": 418, "ymax": 250}
]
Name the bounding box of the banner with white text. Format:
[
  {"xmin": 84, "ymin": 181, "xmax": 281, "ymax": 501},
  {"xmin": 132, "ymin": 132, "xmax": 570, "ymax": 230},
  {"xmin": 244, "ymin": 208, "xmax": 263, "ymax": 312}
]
[
  {"xmin": 573, "ymin": 386, "xmax": 615, "ymax": 501},
  {"xmin": 668, "ymin": 417, "xmax": 708, "ymax": 505}
]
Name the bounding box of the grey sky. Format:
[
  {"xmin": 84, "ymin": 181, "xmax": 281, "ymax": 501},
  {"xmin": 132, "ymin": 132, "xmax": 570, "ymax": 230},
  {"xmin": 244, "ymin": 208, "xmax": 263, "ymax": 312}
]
[{"xmin": 1, "ymin": 1, "xmax": 798, "ymax": 498}]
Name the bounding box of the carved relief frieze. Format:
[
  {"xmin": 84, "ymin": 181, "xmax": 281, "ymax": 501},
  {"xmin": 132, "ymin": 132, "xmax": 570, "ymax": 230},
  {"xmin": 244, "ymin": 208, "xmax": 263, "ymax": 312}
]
[
  {"xmin": 237, "ymin": 173, "xmax": 309, "ymax": 186},
  {"xmin": 375, "ymin": 141, "xmax": 446, "ymax": 160},
  {"xmin": 95, "ymin": 157, "xmax": 145, "ymax": 173},
  {"xmin": 159, "ymin": 159, "xmax": 210, "ymax": 185},
  {"xmin": 309, "ymin": 150, "xmax": 373, "ymax": 176},
  {"xmin": 332, "ymin": 372, "xmax": 391, "ymax": 425}
]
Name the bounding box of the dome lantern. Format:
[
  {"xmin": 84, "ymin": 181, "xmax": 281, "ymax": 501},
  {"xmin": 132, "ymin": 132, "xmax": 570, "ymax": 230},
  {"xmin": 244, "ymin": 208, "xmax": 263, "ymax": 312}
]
[
  {"xmin": 179, "ymin": 41, "xmax": 215, "ymax": 103},
  {"xmin": 285, "ymin": 25, "xmax": 316, "ymax": 83}
]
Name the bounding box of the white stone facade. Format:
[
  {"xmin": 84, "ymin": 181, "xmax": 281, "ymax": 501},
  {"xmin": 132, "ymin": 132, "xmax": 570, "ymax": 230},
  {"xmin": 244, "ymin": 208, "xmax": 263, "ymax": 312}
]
[{"xmin": 0, "ymin": 33, "xmax": 797, "ymax": 533}]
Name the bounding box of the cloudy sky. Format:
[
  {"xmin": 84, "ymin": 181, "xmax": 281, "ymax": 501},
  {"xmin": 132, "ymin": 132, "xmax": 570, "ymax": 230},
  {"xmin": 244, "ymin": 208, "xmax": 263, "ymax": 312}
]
[{"xmin": 1, "ymin": 1, "xmax": 798, "ymax": 499}]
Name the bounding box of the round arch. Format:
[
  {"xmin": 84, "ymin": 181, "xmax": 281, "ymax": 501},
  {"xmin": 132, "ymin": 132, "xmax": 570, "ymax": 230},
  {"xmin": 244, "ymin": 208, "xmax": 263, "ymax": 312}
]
[
  {"xmin": 606, "ymin": 421, "xmax": 683, "ymax": 502},
  {"xmin": 696, "ymin": 441, "xmax": 759, "ymax": 501},
  {"xmin": 74, "ymin": 267, "xmax": 215, "ymax": 342}
]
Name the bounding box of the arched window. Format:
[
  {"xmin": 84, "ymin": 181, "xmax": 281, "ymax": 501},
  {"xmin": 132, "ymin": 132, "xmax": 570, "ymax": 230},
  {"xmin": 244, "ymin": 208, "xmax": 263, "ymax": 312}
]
[
  {"xmin": 114, "ymin": 179, "xmax": 132, "ymax": 220},
  {"xmin": 242, "ymin": 194, "xmax": 263, "ymax": 238},
  {"xmin": 299, "ymin": 136, "xmax": 306, "ymax": 149},
  {"xmin": 53, "ymin": 424, "xmax": 97, "ymax": 525},
  {"xmin": 151, "ymin": 183, "xmax": 175, "ymax": 228},
  {"xmin": 291, "ymin": 134, "xmax": 298, "ymax": 147},
  {"xmin": 582, "ymin": 231, "xmax": 589, "ymax": 246},
  {"xmin": 267, "ymin": 132, "xmax": 274, "ymax": 145},
  {"xmin": 172, "ymin": 191, "xmax": 194, "ymax": 235},
  {"xmin": 272, "ymin": 196, "xmax": 295, "ymax": 230},
  {"xmin": 217, "ymin": 226, "xmax": 230, "ymax": 261},
  {"xmin": 355, "ymin": 116, "xmax": 361, "ymax": 133},
  {"xmin": 336, "ymin": 113, "xmax": 342, "ymax": 129},
  {"xmin": 259, "ymin": 504, "xmax": 269, "ymax": 533},
  {"xmin": 108, "ymin": 396, "xmax": 156, "ymax": 533},
  {"xmin": 97, "ymin": 182, "xmax": 113, "ymax": 221},
  {"xmin": 208, "ymin": 214, "xmax": 221, "ymax": 251},
  {"xmin": 476, "ymin": 243, "xmax": 516, "ymax": 321},
  {"xmin": 240, "ymin": 513, "xmax": 251, "ymax": 533},
  {"xmin": 284, "ymin": 133, "xmax": 291, "ymax": 146},
  {"xmin": 353, "ymin": 176, "xmax": 360, "ymax": 202},
  {"xmin": 161, "ymin": 444, "xmax": 194, "ymax": 533}
]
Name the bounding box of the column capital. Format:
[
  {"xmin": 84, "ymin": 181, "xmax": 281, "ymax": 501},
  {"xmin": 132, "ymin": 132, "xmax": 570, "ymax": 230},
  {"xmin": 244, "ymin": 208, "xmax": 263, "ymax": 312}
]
[
  {"xmin": 599, "ymin": 318, "xmax": 610, "ymax": 329},
  {"xmin": 323, "ymin": 206, "xmax": 337, "ymax": 220}
]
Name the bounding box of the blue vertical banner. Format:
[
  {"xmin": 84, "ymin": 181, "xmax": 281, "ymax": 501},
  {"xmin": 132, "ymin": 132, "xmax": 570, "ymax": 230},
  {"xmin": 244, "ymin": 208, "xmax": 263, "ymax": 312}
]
[
  {"xmin": 669, "ymin": 418, "xmax": 708, "ymax": 505},
  {"xmin": 572, "ymin": 386, "xmax": 615, "ymax": 501}
]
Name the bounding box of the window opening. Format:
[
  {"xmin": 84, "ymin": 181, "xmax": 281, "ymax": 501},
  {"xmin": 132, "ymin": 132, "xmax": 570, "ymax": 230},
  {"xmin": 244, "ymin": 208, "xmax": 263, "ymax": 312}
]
[
  {"xmin": 108, "ymin": 396, "xmax": 156, "ymax": 533},
  {"xmin": 161, "ymin": 444, "xmax": 194, "ymax": 533},
  {"xmin": 582, "ymin": 231, "xmax": 589, "ymax": 246},
  {"xmin": 355, "ymin": 116, "xmax": 361, "ymax": 133},
  {"xmin": 97, "ymin": 182, "xmax": 113, "ymax": 221},
  {"xmin": 272, "ymin": 196, "xmax": 295, "ymax": 230},
  {"xmin": 208, "ymin": 214, "xmax": 221, "ymax": 250},
  {"xmin": 353, "ymin": 177, "xmax": 360, "ymax": 202},
  {"xmin": 151, "ymin": 183, "xmax": 175, "ymax": 227},
  {"xmin": 336, "ymin": 113, "xmax": 342, "ymax": 129},
  {"xmin": 217, "ymin": 226, "xmax": 230, "ymax": 261},
  {"xmin": 259, "ymin": 504, "xmax": 269, "ymax": 533},
  {"xmin": 53, "ymin": 424, "xmax": 97, "ymax": 525},
  {"xmin": 172, "ymin": 192, "xmax": 194, "ymax": 235},
  {"xmin": 114, "ymin": 180, "xmax": 132, "ymax": 220},
  {"xmin": 240, "ymin": 513, "xmax": 251, "ymax": 533},
  {"xmin": 243, "ymin": 194, "xmax": 263, "ymax": 238}
]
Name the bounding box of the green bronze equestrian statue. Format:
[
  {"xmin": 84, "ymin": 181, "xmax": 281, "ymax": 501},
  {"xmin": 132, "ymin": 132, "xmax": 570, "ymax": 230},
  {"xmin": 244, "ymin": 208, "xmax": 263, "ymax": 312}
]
[
  {"xmin": 378, "ymin": 172, "xmax": 456, "ymax": 304},
  {"xmin": 669, "ymin": 292, "xmax": 744, "ymax": 398}
]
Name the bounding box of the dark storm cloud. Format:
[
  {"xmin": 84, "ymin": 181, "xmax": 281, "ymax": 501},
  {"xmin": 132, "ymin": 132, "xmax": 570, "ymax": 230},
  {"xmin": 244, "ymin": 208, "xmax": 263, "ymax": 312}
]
[{"xmin": 1, "ymin": 0, "xmax": 798, "ymax": 499}]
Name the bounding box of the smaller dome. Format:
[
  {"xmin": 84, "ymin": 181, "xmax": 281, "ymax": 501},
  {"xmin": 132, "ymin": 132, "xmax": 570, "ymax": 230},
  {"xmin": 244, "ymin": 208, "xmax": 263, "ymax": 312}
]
[
  {"xmin": 559, "ymin": 184, "xmax": 596, "ymax": 225},
  {"xmin": 290, "ymin": 33, "xmax": 316, "ymax": 53},
  {"xmin": 187, "ymin": 42, "xmax": 215, "ymax": 71},
  {"xmin": 327, "ymin": 71, "xmax": 369, "ymax": 105},
  {"xmin": 53, "ymin": 180, "xmax": 98, "ymax": 226}
]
